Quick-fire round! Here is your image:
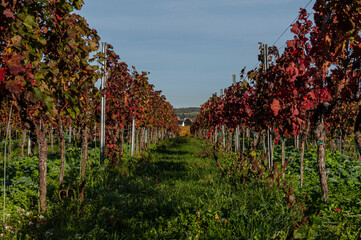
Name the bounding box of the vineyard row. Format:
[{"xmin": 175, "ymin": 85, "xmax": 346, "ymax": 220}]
[
  {"xmin": 0, "ymin": 0, "xmax": 180, "ymax": 217},
  {"xmin": 191, "ymin": 2, "xmax": 361, "ymax": 202}
]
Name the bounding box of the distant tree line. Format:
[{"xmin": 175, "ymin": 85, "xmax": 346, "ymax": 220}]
[{"xmin": 174, "ymin": 107, "xmax": 200, "ymax": 121}]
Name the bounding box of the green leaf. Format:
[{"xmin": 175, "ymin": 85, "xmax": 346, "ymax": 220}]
[
  {"xmin": 74, "ymin": 106, "xmax": 80, "ymax": 116},
  {"xmin": 11, "ymin": 35, "xmax": 22, "ymax": 49},
  {"xmin": 51, "ymin": 68, "xmax": 60, "ymax": 76},
  {"xmin": 44, "ymin": 95, "xmax": 54, "ymax": 111},
  {"xmin": 35, "ymin": 73, "xmax": 44, "ymax": 82},
  {"xmin": 38, "ymin": 37, "xmax": 47, "ymax": 46},
  {"xmin": 73, "ymin": 0, "xmax": 84, "ymax": 10},
  {"xmin": 33, "ymin": 87, "xmax": 42, "ymax": 101},
  {"xmin": 89, "ymin": 40, "xmax": 98, "ymax": 51},
  {"xmin": 23, "ymin": 14, "xmax": 36, "ymax": 29}
]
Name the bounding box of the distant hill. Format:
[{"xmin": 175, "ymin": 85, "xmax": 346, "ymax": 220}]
[{"xmin": 174, "ymin": 107, "xmax": 200, "ymax": 121}]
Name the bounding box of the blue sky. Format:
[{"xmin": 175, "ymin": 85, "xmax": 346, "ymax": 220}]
[{"xmin": 79, "ymin": 0, "xmax": 314, "ymax": 108}]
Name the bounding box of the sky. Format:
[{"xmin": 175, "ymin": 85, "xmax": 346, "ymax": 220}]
[{"xmin": 78, "ymin": 0, "xmax": 315, "ymax": 108}]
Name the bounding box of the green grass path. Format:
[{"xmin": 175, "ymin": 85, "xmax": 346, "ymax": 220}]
[
  {"xmin": 13, "ymin": 136, "xmax": 361, "ymax": 239},
  {"xmin": 114, "ymin": 136, "xmax": 224, "ymax": 239},
  {"xmin": 41, "ymin": 137, "xmax": 294, "ymax": 239}
]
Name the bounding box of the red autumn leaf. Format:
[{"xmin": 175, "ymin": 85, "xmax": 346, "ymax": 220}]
[
  {"xmin": 320, "ymin": 88, "xmax": 332, "ymax": 101},
  {"xmin": 310, "ymin": 90, "xmax": 316, "ymax": 100},
  {"xmin": 291, "ymin": 106, "xmax": 299, "ymax": 116},
  {"xmin": 291, "ymin": 24, "xmax": 300, "ymax": 35},
  {"xmin": 285, "ymin": 62, "xmax": 299, "ymax": 82},
  {"xmin": 0, "ymin": 68, "xmax": 6, "ymax": 82},
  {"xmin": 287, "ymin": 40, "xmax": 296, "ymax": 48},
  {"xmin": 271, "ymin": 99, "xmax": 281, "ymax": 116},
  {"xmin": 5, "ymin": 79, "xmax": 23, "ymax": 93},
  {"xmin": 3, "ymin": 9, "xmax": 14, "ymax": 19},
  {"xmin": 5, "ymin": 54, "xmax": 25, "ymax": 75},
  {"xmin": 292, "ymin": 122, "xmax": 299, "ymax": 136}
]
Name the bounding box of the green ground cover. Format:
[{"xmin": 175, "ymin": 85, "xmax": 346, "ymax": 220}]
[{"xmin": 0, "ymin": 137, "xmax": 361, "ymax": 239}]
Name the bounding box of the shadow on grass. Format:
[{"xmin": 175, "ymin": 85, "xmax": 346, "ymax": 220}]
[
  {"xmin": 155, "ymin": 148, "xmax": 190, "ymax": 156},
  {"xmin": 154, "ymin": 137, "xmax": 195, "ymax": 156},
  {"xmin": 20, "ymin": 137, "xmax": 202, "ymax": 239},
  {"xmin": 135, "ymin": 136, "xmax": 198, "ymax": 181},
  {"xmin": 132, "ymin": 160, "xmax": 190, "ymax": 184},
  {"xmin": 32, "ymin": 166, "xmax": 194, "ymax": 239}
]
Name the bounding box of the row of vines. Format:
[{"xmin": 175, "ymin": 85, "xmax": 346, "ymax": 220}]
[
  {"xmin": 0, "ymin": 0, "xmax": 179, "ymax": 218},
  {"xmin": 191, "ymin": 0, "xmax": 361, "ymax": 202}
]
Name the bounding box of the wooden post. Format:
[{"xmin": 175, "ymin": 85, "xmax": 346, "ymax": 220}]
[
  {"xmin": 135, "ymin": 129, "xmax": 139, "ymax": 154},
  {"xmin": 253, "ymin": 132, "xmax": 259, "ymax": 149},
  {"xmin": 242, "ymin": 127, "xmax": 245, "ymax": 152},
  {"xmin": 262, "ymin": 131, "xmax": 266, "ymax": 155},
  {"xmin": 68, "ymin": 125, "xmax": 72, "ymax": 144},
  {"xmin": 145, "ymin": 128, "xmax": 148, "ymax": 148},
  {"xmin": 281, "ymin": 138, "xmax": 286, "ymax": 178},
  {"xmin": 94, "ymin": 123, "xmax": 97, "ymax": 143},
  {"xmin": 246, "ymin": 128, "xmax": 250, "ymax": 150},
  {"xmin": 50, "ymin": 128, "xmax": 54, "ymax": 153},
  {"xmin": 222, "ymin": 125, "xmax": 225, "ymax": 149},
  {"xmin": 228, "ymin": 130, "xmax": 232, "ymax": 152},
  {"xmin": 215, "ymin": 126, "xmax": 218, "ymax": 143},
  {"xmin": 131, "ymin": 118, "xmax": 135, "ymax": 156},
  {"xmin": 235, "ymin": 125, "xmax": 240, "ymax": 152},
  {"xmin": 21, "ymin": 130, "xmax": 26, "ymax": 157},
  {"xmin": 267, "ymin": 129, "xmax": 271, "ymax": 169},
  {"xmin": 27, "ymin": 130, "xmax": 31, "ymax": 156}
]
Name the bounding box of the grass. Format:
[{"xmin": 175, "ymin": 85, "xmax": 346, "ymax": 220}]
[{"xmin": 1, "ymin": 136, "xmax": 300, "ymax": 239}]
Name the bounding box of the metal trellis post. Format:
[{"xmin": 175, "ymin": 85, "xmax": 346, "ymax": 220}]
[{"xmin": 100, "ymin": 42, "xmax": 107, "ymax": 164}]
